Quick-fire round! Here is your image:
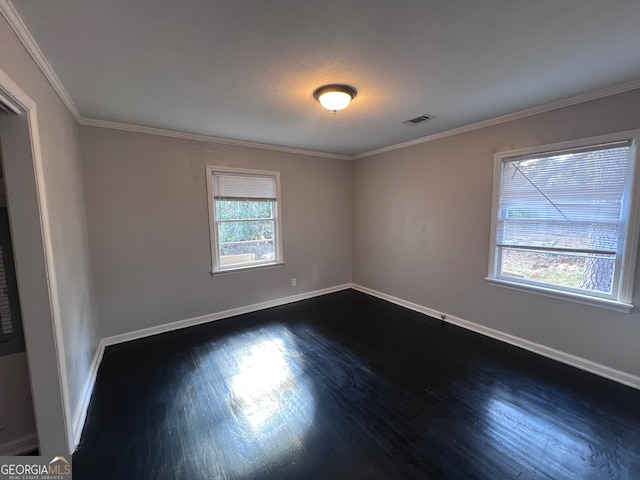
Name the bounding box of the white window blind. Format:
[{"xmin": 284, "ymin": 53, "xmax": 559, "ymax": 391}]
[
  {"xmin": 497, "ymin": 141, "xmax": 631, "ymax": 256},
  {"xmin": 213, "ymin": 173, "xmax": 277, "ymax": 202}
]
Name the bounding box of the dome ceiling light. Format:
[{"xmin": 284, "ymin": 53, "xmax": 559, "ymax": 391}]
[{"xmin": 313, "ymin": 84, "xmax": 357, "ymax": 113}]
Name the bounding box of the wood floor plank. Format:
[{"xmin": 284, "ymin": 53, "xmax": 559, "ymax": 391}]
[{"xmin": 73, "ymin": 290, "xmax": 640, "ymax": 479}]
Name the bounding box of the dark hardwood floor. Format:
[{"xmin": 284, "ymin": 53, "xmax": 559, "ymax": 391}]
[{"xmin": 73, "ymin": 290, "xmax": 640, "ymax": 479}]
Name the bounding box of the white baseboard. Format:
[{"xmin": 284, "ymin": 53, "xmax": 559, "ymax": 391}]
[
  {"xmin": 102, "ymin": 284, "xmax": 352, "ymax": 346},
  {"xmin": 70, "ymin": 283, "xmax": 352, "ymax": 451},
  {"xmin": 71, "ymin": 280, "xmax": 639, "ymax": 454},
  {"xmin": 351, "ymin": 284, "xmax": 640, "ymax": 390},
  {"xmin": 0, "ymin": 433, "xmax": 38, "ymax": 456},
  {"xmin": 70, "ymin": 338, "xmax": 105, "ymax": 451}
]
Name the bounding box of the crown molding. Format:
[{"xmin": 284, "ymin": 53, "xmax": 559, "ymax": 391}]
[
  {"xmin": 353, "ymin": 79, "xmax": 640, "ymax": 160},
  {"xmin": 0, "ymin": 0, "xmax": 81, "ymax": 121},
  {"xmin": 77, "ymin": 117, "xmax": 352, "ymax": 160},
  {"xmin": 80, "ymin": 79, "xmax": 640, "ymax": 162},
  {"xmin": 3, "ymin": 0, "xmax": 639, "ymax": 161}
]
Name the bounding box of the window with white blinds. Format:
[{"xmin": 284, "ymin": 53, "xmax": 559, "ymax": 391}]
[
  {"xmin": 206, "ymin": 166, "xmax": 283, "ymax": 273},
  {"xmin": 488, "ymin": 132, "xmax": 640, "ymax": 309}
]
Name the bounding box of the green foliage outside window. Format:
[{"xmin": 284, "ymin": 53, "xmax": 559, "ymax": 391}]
[{"xmin": 215, "ymin": 200, "xmax": 275, "ymax": 259}]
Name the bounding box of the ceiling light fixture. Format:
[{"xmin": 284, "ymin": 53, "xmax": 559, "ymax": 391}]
[{"xmin": 313, "ymin": 84, "xmax": 357, "ymax": 113}]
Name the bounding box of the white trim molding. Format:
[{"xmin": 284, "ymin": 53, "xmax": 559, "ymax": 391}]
[
  {"xmin": 71, "ymin": 338, "xmax": 105, "ymax": 450},
  {"xmin": 23, "ymin": 98, "xmax": 74, "ymax": 454},
  {"xmin": 71, "ymin": 281, "xmax": 640, "ymax": 451},
  {"xmin": 353, "ymin": 79, "xmax": 640, "ymax": 160},
  {"xmin": 0, "ymin": 66, "xmax": 74, "ymax": 453},
  {"xmin": 81, "ymin": 78, "xmax": 640, "ymax": 161},
  {"xmin": 0, "ymin": 0, "xmax": 80, "ymax": 121},
  {"xmin": 351, "ymin": 284, "xmax": 640, "ymax": 390},
  {"xmin": 2, "ymin": 0, "xmax": 640, "ymax": 161},
  {"xmin": 78, "ymin": 79, "xmax": 640, "ymax": 161},
  {"xmin": 78, "ymin": 118, "xmax": 352, "ymax": 160},
  {"xmin": 485, "ymin": 277, "xmax": 634, "ymax": 313},
  {"xmin": 103, "ymin": 284, "xmax": 352, "ymax": 346}
]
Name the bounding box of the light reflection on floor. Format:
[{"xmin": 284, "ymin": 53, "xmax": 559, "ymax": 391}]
[
  {"xmin": 484, "ymin": 394, "xmax": 590, "ymax": 478},
  {"xmin": 179, "ymin": 325, "xmax": 317, "ymax": 479},
  {"xmin": 231, "ymin": 338, "xmax": 299, "ymax": 429}
]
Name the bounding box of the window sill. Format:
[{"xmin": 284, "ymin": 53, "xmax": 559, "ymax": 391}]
[
  {"xmin": 211, "ymin": 261, "xmax": 285, "ymax": 276},
  {"xmin": 485, "ymin": 277, "xmax": 633, "ymax": 313}
]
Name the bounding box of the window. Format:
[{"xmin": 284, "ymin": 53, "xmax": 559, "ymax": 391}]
[
  {"xmin": 487, "ymin": 131, "xmax": 640, "ymax": 311},
  {"xmin": 206, "ymin": 166, "xmax": 284, "ymax": 273}
]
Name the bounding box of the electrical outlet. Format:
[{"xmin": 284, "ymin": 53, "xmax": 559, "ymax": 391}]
[{"xmin": 291, "ymin": 278, "xmax": 297, "ymax": 287}]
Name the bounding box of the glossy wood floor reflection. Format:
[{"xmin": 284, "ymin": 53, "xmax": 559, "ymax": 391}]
[{"xmin": 73, "ymin": 290, "xmax": 640, "ymax": 479}]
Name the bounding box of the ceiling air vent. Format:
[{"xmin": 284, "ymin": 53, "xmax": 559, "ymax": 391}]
[{"xmin": 402, "ymin": 114, "xmax": 431, "ymax": 126}]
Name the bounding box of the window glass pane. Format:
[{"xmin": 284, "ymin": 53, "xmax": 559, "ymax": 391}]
[
  {"xmin": 217, "ymin": 218, "xmax": 276, "ymax": 266},
  {"xmin": 500, "ymin": 248, "xmax": 615, "ymax": 294},
  {"xmin": 218, "ymin": 220, "xmax": 275, "ymax": 243},
  {"xmin": 216, "ymin": 200, "xmax": 274, "ymax": 221}
]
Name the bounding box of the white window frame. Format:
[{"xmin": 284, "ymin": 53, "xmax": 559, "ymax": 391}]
[
  {"xmin": 206, "ymin": 165, "xmax": 284, "ymax": 275},
  {"xmin": 486, "ymin": 130, "xmax": 640, "ymax": 312}
]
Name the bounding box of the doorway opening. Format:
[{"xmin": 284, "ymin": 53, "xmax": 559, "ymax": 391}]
[{"xmin": 0, "ymin": 114, "xmax": 38, "ymax": 455}]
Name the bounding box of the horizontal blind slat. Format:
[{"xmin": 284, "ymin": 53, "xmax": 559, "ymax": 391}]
[
  {"xmin": 213, "ymin": 173, "xmax": 277, "ymax": 200},
  {"xmin": 496, "ymin": 142, "xmax": 631, "ymax": 255},
  {"xmin": 496, "ymin": 244, "xmax": 616, "ymax": 255}
]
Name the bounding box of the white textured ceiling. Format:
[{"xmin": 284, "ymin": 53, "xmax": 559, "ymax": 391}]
[{"xmin": 10, "ymin": 0, "xmax": 640, "ymax": 156}]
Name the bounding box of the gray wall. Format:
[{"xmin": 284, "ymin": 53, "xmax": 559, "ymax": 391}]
[
  {"xmin": 80, "ymin": 126, "xmax": 352, "ymax": 337},
  {"xmin": 352, "ymin": 88, "xmax": 640, "ymax": 378},
  {"xmin": 0, "ymin": 353, "xmax": 36, "ymax": 454},
  {"xmin": 0, "ymin": 15, "xmax": 100, "ymax": 453}
]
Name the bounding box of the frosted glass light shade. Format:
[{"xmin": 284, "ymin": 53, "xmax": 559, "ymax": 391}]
[
  {"xmin": 313, "ymin": 85, "xmax": 357, "ymax": 112},
  {"xmin": 318, "ymin": 91, "xmax": 352, "ymax": 111}
]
